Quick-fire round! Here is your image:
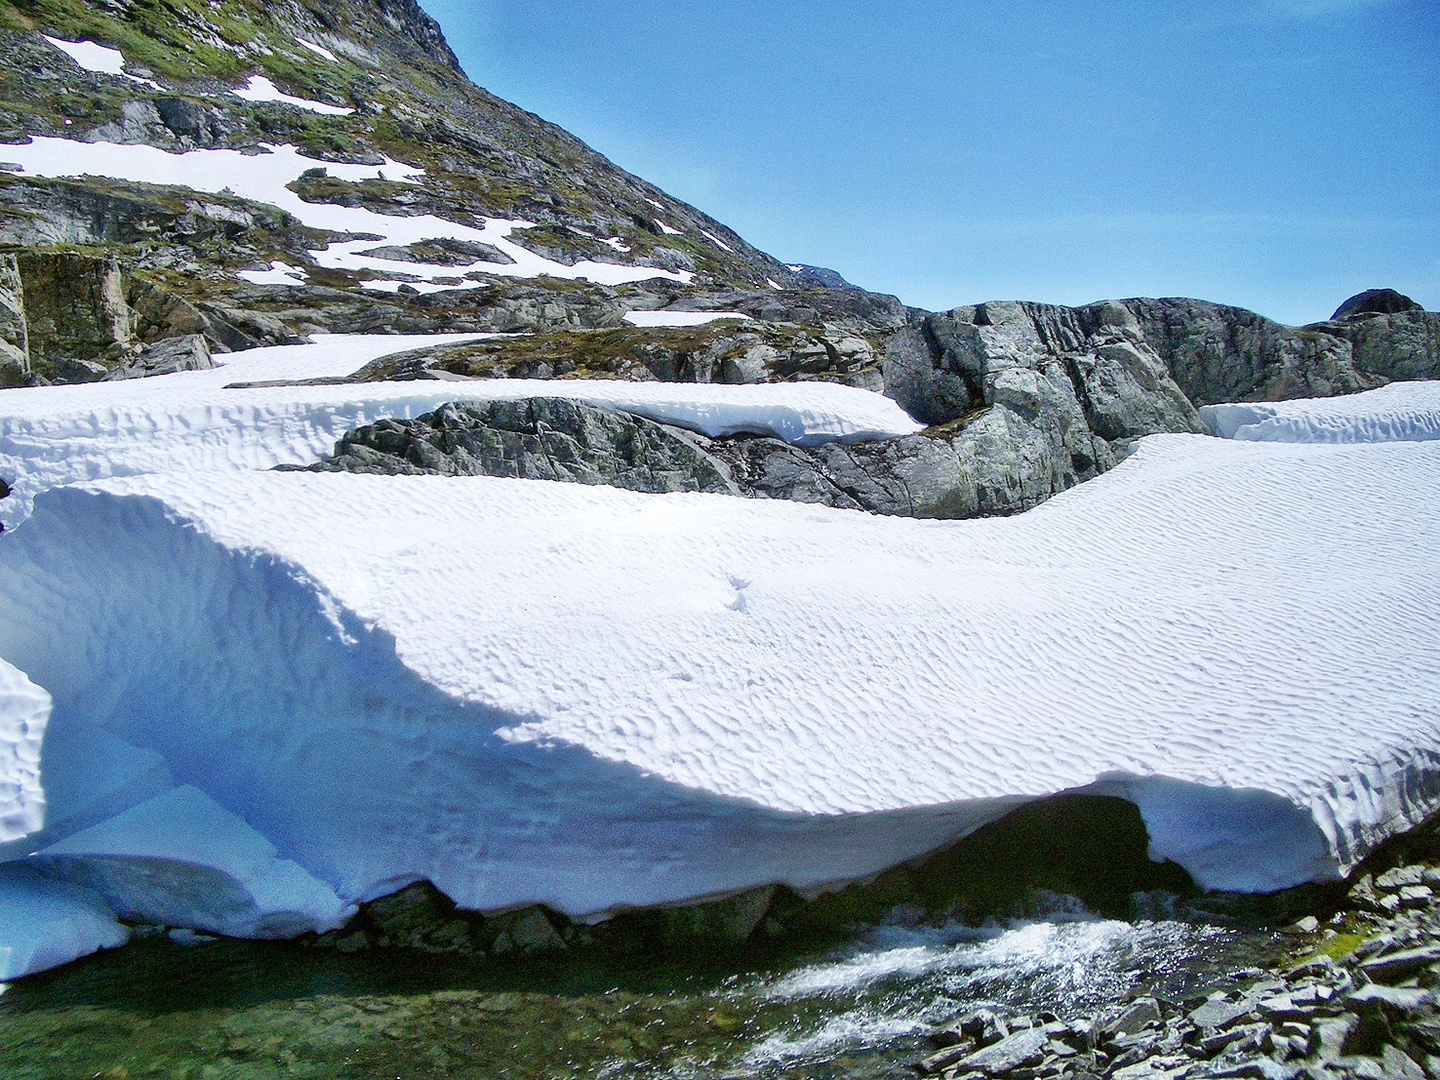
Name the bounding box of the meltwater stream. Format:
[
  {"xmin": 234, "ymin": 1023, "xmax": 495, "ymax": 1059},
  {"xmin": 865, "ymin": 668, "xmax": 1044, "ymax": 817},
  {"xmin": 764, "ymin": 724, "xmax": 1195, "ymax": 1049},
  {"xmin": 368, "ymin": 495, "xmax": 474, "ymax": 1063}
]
[{"xmin": 0, "ymin": 911, "xmax": 1281, "ymax": 1079}]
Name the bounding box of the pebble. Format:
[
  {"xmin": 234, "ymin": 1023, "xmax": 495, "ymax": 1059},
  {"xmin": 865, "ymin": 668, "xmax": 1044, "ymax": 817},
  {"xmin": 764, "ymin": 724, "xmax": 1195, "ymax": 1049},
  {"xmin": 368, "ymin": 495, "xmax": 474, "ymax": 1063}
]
[{"xmin": 911, "ymin": 859, "xmax": 1440, "ymax": 1080}]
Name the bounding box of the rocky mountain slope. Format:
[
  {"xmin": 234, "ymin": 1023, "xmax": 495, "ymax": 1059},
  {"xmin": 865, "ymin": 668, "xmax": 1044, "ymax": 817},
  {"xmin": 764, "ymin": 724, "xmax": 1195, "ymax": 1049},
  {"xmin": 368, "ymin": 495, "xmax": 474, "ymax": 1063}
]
[{"xmin": 0, "ymin": 0, "xmax": 1435, "ymax": 522}]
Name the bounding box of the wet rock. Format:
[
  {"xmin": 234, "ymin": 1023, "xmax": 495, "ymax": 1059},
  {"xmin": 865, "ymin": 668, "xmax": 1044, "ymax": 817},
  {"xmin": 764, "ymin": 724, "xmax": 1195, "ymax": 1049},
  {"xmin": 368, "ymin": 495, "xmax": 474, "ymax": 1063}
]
[
  {"xmin": 1105, "ymin": 998, "xmax": 1165, "ymax": 1040},
  {"xmin": 917, "ymin": 1039, "xmax": 979, "ymax": 1074},
  {"xmin": 653, "ymin": 886, "xmax": 777, "ymax": 944},
  {"xmin": 944, "ymin": 1026, "xmax": 1050, "ymax": 1075}
]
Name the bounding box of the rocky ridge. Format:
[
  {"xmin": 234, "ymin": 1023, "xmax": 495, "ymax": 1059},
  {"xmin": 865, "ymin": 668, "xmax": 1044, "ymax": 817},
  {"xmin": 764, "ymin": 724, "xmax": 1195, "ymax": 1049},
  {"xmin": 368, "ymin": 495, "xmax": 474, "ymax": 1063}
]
[{"xmin": 298, "ymin": 288, "xmax": 1438, "ymax": 519}]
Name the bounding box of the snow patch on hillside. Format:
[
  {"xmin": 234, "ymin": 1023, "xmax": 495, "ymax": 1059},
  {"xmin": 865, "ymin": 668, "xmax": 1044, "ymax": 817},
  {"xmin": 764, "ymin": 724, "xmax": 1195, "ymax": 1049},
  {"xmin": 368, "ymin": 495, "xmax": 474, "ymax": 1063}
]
[
  {"xmin": 700, "ymin": 229, "xmax": 735, "ymax": 253},
  {"xmin": 236, "ymin": 260, "xmax": 308, "ymax": 286},
  {"xmin": 295, "ymin": 37, "xmax": 340, "ymax": 64},
  {"xmin": 43, "ymin": 36, "xmax": 162, "ymax": 90},
  {"xmin": 623, "ymin": 310, "xmax": 752, "ymax": 328},
  {"xmin": 2, "ymin": 138, "xmax": 692, "ymax": 289},
  {"xmin": 231, "ymin": 74, "xmax": 353, "ymax": 115}
]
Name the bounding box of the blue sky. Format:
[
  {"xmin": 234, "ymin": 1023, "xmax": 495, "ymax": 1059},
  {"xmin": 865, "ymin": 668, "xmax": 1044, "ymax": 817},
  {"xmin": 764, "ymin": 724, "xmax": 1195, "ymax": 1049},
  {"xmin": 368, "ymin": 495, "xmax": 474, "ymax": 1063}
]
[{"xmin": 418, "ymin": 0, "xmax": 1438, "ymax": 325}]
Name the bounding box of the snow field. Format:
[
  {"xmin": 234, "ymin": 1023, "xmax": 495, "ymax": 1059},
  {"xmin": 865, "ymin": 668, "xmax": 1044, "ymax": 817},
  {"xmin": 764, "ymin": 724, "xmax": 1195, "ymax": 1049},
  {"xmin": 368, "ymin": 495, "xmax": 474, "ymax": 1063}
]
[
  {"xmin": 2, "ymin": 138, "xmax": 692, "ymax": 290},
  {"xmin": 1, "ymin": 336, "xmax": 1438, "ymax": 977},
  {"xmin": 0, "ymin": 335, "xmax": 925, "ymax": 529},
  {"xmin": 1200, "ymin": 380, "xmax": 1440, "ymax": 443},
  {"xmin": 0, "ymin": 432, "xmax": 1436, "ymax": 947}
]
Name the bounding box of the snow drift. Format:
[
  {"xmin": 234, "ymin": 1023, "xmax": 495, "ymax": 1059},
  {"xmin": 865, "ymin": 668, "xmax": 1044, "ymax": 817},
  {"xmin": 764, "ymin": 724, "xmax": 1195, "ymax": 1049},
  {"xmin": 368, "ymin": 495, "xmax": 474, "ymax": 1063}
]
[
  {"xmin": 1200, "ymin": 380, "xmax": 1440, "ymax": 443},
  {"xmin": 1, "ymin": 351, "xmax": 1438, "ymax": 980},
  {"xmin": 0, "ymin": 335, "xmax": 923, "ymax": 530}
]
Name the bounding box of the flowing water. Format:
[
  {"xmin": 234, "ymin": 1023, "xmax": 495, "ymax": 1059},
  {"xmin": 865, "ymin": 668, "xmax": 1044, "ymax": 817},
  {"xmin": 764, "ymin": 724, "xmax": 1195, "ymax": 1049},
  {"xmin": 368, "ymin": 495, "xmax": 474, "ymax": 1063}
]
[{"xmin": 0, "ymin": 906, "xmax": 1284, "ymax": 1079}]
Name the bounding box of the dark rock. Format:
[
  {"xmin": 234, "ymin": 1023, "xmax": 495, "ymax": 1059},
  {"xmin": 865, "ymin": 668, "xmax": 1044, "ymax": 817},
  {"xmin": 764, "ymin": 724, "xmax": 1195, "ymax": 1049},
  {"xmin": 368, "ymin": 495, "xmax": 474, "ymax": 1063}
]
[
  {"xmin": 1347, "ymin": 985, "xmax": 1431, "ymax": 1013},
  {"xmin": 787, "ymin": 264, "xmax": 854, "ymax": 289},
  {"xmin": 308, "ymin": 391, "xmax": 1127, "ymax": 521},
  {"xmin": 355, "ymin": 238, "xmax": 515, "ymax": 266},
  {"xmin": 918, "ymin": 1039, "xmax": 981, "ymax": 1074},
  {"xmin": 1312, "ymin": 310, "xmax": 1440, "ymax": 383},
  {"xmin": 352, "ymin": 322, "xmax": 881, "ymax": 387},
  {"xmin": 488, "ymin": 907, "xmax": 565, "ymax": 954},
  {"xmin": 312, "ymin": 398, "xmax": 739, "ymax": 495},
  {"xmin": 1203, "ymin": 1057, "xmax": 1299, "ymax": 1080},
  {"xmin": 879, "ymin": 300, "xmax": 1199, "ymax": 517},
  {"xmin": 16, "ymin": 250, "xmax": 132, "ymax": 381},
  {"xmin": 1331, "ymin": 289, "xmax": 1423, "ymax": 322},
  {"xmin": 1375, "ymin": 866, "xmax": 1426, "ymax": 890},
  {"xmin": 959, "ymin": 1010, "xmax": 1011, "ymax": 1046},
  {"xmin": 1365, "ymin": 944, "xmax": 1440, "ymax": 990},
  {"xmin": 105, "ymin": 333, "xmax": 212, "ymax": 379}
]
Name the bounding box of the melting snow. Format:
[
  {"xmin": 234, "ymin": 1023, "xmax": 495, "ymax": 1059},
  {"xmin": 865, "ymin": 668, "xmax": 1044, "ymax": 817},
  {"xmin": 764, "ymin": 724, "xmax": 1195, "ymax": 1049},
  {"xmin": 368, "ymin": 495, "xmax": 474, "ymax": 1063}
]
[
  {"xmin": 236, "ymin": 260, "xmax": 309, "ymax": 286},
  {"xmin": 623, "ymin": 309, "xmax": 753, "ymax": 328},
  {"xmin": 1, "ymin": 138, "xmax": 693, "ymax": 289},
  {"xmin": 294, "ymin": 37, "xmax": 340, "ymax": 64},
  {"xmin": 656, "ymin": 220, "xmax": 684, "ymax": 236},
  {"xmin": 230, "ymin": 74, "xmax": 354, "ymax": 115},
  {"xmin": 700, "ymin": 228, "xmax": 735, "ymax": 253},
  {"xmin": 43, "ymin": 35, "xmax": 163, "ymax": 90}
]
